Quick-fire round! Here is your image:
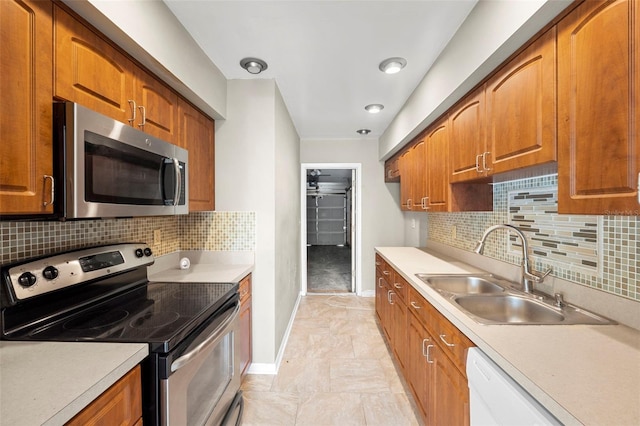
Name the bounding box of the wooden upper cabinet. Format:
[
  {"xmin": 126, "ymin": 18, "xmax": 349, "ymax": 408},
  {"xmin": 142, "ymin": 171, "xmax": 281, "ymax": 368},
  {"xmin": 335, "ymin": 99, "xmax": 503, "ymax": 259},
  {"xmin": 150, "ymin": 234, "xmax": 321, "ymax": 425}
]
[
  {"xmin": 558, "ymin": 0, "xmax": 639, "ymax": 214},
  {"xmin": 449, "ymin": 87, "xmax": 486, "ymax": 183},
  {"xmin": 411, "ymin": 139, "xmax": 427, "ymax": 210},
  {"xmin": 0, "ymin": 0, "xmax": 54, "ymax": 216},
  {"xmin": 132, "ymin": 66, "xmax": 179, "ymax": 144},
  {"xmin": 54, "ymin": 5, "xmax": 133, "ymax": 124},
  {"xmin": 425, "ymin": 119, "xmax": 449, "ymax": 212},
  {"xmin": 54, "ymin": 6, "xmax": 179, "ymax": 145},
  {"xmin": 399, "ymin": 149, "xmax": 413, "ymax": 210},
  {"xmin": 485, "ymin": 27, "xmax": 557, "ymax": 174},
  {"xmin": 179, "ymin": 98, "xmax": 215, "ymax": 211}
]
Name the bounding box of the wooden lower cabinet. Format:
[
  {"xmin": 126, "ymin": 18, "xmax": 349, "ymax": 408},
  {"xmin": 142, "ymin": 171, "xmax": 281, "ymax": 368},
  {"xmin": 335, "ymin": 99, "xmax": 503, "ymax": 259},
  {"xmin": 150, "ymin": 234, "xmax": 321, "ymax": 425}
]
[
  {"xmin": 376, "ymin": 256, "xmax": 472, "ymax": 426},
  {"xmin": 66, "ymin": 365, "xmax": 142, "ymax": 426},
  {"xmin": 239, "ymin": 273, "xmax": 252, "ymax": 379}
]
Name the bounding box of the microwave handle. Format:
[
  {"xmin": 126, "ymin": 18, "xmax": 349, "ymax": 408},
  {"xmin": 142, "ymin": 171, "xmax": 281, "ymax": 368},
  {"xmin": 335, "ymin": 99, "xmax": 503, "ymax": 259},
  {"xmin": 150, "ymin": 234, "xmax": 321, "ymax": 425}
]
[{"xmin": 172, "ymin": 158, "xmax": 181, "ymax": 206}]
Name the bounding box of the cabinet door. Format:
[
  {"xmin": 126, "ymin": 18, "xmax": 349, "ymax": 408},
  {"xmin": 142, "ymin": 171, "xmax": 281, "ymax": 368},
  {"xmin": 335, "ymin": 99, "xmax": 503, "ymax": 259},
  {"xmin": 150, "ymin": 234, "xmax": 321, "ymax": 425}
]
[
  {"xmin": 407, "ymin": 312, "xmax": 431, "ymax": 425},
  {"xmin": 399, "ymin": 149, "xmax": 413, "ymax": 210},
  {"xmin": 0, "ymin": 0, "xmax": 54, "ymax": 215},
  {"xmin": 425, "ymin": 119, "xmax": 449, "ymax": 211},
  {"xmin": 132, "ymin": 66, "xmax": 179, "ymax": 144},
  {"xmin": 179, "ymin": 99, "xmax": 215, "ymax": 211},
  {"xmin": 558, "ymin": 0, "xmax": 639, "ymax": 214},
  {"xmin": 54, "ymin": 6, "xmax": 133, "ymax": 124},
  {"xmin": 411, "ymin": 139, "xmax": 427, "ymax": 210},
  {"xmin": 449, "ymin": 87, "xmax": 486, "ymax": 183},
  {"xmin": 391, "ymin": 296, "xmax": 407, "ymax": 371},
  {"xmin": 486, "ymin": 27, "xmax": 556, "ymax": 174},
  {"xmin": 432, "ymin": 346, "xmax": 470, "ymax": 426},
  {"xmin": 67, "ymin": 366, "xmax": 142, "ymax": 426}
]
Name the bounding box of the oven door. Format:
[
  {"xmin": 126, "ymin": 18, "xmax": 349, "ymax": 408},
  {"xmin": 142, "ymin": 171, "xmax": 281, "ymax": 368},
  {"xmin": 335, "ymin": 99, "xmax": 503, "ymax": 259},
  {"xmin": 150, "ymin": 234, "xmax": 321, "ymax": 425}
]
[{"xmin": 160, "ymin": 299, "xmax": 241, "ymax": 426}]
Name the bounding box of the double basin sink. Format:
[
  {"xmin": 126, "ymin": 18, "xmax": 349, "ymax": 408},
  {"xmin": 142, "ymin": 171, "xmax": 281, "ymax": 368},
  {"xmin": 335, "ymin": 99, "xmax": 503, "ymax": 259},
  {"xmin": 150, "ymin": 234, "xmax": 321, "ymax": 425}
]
[{"xmin": 416, "ymin": 274, "xmax": 614, "ymax": 325}]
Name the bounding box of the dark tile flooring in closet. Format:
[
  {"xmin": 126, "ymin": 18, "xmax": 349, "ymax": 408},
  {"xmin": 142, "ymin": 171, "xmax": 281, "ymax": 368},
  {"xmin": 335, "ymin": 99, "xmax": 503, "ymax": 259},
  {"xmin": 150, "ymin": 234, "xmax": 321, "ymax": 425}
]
[{"xmin": 307, "ymin": 245, "xmax": 352, "ymax": 293}]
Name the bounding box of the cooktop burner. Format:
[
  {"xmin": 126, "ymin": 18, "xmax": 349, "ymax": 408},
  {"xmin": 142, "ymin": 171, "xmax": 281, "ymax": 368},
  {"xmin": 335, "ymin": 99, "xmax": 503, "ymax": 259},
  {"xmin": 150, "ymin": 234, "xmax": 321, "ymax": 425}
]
[
  {"xmin": 64, "ymin": 309, "xmax": 130, "ymax": 331},
  {"xmin": 130, "ymin": 311, "xmax": 180, "ymax": 329}
]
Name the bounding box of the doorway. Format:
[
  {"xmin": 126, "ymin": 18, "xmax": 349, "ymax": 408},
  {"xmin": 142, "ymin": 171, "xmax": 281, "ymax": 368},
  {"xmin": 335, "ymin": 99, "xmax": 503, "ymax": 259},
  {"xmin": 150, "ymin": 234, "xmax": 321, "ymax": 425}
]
[{"xmin": 300, "ymin": 164, "xmax": 361, "ymax": 295}]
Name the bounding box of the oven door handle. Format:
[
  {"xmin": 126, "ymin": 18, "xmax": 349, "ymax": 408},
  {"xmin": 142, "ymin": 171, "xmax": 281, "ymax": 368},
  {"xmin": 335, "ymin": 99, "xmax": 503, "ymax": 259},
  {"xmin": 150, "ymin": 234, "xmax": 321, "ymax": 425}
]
[{"xmin": 171, "ymin": 303, "xmax": 240, "ymax": 373}]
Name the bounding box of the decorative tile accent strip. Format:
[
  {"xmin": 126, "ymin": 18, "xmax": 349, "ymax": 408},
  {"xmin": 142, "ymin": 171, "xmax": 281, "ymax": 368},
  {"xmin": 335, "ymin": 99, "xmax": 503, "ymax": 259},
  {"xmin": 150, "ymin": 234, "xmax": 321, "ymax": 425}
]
[
  {"xmin": 507, "ymin": 187, "xmax": 600, "ymax": 278},
  {"xmin": 428, "ymin": 174, "xmax": 640, "ymax": 302},
  {"xmin": 1, "ymin": 212, "xmax": 256, "ymax": 265}
]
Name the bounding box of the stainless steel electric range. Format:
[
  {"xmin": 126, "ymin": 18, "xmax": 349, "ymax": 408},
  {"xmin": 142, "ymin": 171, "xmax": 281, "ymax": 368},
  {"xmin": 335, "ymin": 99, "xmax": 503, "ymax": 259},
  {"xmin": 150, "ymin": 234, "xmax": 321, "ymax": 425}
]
[{"xmin": 0, "ymin": 243, "xmax": 243, "ymax": 426}]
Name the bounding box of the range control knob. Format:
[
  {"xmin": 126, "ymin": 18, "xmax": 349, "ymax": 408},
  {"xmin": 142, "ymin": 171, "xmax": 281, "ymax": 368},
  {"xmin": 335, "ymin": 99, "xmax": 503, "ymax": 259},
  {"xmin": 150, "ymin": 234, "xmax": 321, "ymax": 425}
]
[
  {"xmin": 144, "ymin": 248, "xmax": 153, "ymax": 257},
  {"xmin": 18, "ymin": 272, "xmax": 37, "ymax": 288},
  {"xmin": 135, "ymin": 248, "xmax": 144, "ymax": 258},
  {"xmin": 42, "ymin": 266, "xmax": 59, "ymax": 280}
]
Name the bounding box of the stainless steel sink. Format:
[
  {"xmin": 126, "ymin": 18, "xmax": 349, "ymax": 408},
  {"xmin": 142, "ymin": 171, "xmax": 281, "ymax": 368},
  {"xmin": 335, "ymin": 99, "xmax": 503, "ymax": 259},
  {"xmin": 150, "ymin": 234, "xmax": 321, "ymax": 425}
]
[
  {"xmin": 415, "ymin": 273, "xmax": 615, "ymax": 325},
  {"xmin": 418, "ymin": 275, "xmax": 505, "ymax": 294},
  {"xmin": 454, "ymin": 294, "xmax": 565, "ymax": 324}
]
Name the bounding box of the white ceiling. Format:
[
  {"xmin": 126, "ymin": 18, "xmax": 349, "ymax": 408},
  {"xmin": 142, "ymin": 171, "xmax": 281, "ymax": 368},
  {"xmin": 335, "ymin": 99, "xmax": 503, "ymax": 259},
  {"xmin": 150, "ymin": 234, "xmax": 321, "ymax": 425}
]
[{"xmin": 163, "ymin": 0, "xmax": 478, "ymax": 140}]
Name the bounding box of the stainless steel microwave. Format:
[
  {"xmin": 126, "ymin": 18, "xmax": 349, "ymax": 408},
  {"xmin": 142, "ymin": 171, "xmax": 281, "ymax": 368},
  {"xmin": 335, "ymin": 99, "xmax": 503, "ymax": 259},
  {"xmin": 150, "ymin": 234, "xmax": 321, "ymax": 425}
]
[{"xmin": 53, "ymin": 102, "xmax": 188, "ymax": 219}]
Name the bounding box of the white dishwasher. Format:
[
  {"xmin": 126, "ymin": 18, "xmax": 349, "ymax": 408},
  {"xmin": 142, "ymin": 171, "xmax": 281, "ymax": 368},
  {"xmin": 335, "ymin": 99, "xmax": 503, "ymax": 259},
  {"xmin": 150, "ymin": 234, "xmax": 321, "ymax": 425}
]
[{"xmin": 466, "ymin": 348, "xmax": 561, "ymax": 425}]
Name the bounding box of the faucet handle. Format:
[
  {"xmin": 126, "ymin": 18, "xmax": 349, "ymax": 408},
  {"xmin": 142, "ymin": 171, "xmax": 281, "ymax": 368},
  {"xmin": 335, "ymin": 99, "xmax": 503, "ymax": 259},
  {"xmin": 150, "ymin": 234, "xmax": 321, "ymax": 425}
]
[{"xmin": 524, "ymin": 267, "xmax": 552, "ymax": 283}]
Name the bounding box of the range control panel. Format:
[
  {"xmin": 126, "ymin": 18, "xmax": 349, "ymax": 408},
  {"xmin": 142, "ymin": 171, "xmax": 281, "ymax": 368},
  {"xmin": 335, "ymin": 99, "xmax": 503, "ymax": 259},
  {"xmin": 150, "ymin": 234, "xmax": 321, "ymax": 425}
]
[{"xmin": 2, "ymin": 243, "xmax": 154, "ymax": 304}]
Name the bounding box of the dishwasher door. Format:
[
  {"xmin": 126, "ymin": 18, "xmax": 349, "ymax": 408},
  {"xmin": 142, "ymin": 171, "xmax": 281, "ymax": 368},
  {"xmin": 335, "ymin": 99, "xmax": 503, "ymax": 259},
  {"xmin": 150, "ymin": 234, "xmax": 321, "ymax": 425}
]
[{"xmin": 466, "ymin": 348, "xmax": 561, "ymax": 425}]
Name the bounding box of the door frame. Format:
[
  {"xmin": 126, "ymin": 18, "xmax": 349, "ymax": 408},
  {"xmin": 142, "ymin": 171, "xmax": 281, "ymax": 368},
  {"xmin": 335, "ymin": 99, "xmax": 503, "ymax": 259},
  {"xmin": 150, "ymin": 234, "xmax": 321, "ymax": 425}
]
[{"xmin": 300, "ymin": 163, "xmax": 362, "ymax": 296}]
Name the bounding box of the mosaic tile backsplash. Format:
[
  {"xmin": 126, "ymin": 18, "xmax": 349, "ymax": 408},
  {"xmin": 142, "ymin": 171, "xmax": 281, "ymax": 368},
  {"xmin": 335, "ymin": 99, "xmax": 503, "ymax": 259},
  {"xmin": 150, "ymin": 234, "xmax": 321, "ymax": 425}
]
[
  {"xmin": 428, "ymin": 175, "xmax": 640, "ymax": 302},
  {"xmin": 0, "ymin": 212, "xmax": 256, "ymax": 265}
]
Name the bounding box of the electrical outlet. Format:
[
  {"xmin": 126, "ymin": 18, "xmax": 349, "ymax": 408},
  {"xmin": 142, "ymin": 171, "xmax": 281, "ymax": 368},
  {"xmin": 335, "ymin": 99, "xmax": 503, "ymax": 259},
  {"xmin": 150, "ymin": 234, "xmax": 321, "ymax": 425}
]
[
  {"xmin": 451, "ymin": 225, "xmax": 457, "ymax": 239},
  {"xmin": 411, "ymin": 218, "xmax": 416, "ymax": 229},
  {"xmin": 153, "ymin": 229, "xmax": 162, "ymax": 245}
]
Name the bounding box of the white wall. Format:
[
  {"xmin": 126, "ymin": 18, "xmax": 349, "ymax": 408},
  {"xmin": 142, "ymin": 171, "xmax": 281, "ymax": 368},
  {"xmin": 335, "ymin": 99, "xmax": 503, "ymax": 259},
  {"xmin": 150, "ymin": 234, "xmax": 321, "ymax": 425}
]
[
  {"xmin": 216, "ymin": 79, "xmax": 300, "ymax": 365},
  {"xmin": 274, "ymin": 87, "xmax": 301, "ymax": 349},
  {"xmin": 301, "ymin": 138, "xmax": 405, "ymax": 293},
  {"xmin": 63, "ymin": 0, "xmax": 227, "ymax": 119},
  {"xmin": 379, "ymin": 0, "xmax": 573, "ymax": 159}
]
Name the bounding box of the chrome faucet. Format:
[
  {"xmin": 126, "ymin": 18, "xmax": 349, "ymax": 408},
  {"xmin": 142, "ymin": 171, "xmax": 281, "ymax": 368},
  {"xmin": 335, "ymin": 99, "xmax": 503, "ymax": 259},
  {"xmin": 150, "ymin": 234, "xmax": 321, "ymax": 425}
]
[{"xmin": 474, "ymin": 224, "xmax": 552, "ymax": 294}]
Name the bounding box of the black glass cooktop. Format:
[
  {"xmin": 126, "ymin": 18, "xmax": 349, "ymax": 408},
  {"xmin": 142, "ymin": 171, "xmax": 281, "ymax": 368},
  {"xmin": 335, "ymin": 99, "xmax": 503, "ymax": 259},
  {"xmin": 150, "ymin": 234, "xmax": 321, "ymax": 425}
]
[{"xmin": 7, "ymin": 281, "xmax": 237, "ymax": 353}]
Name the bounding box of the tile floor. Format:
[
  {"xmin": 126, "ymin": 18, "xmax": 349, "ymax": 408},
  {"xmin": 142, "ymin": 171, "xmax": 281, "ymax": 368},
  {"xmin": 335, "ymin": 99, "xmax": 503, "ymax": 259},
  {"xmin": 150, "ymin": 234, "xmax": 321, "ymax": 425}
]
[{"xmin": 240, "ymin": 295, "xmax": 421, "ymax": 425}]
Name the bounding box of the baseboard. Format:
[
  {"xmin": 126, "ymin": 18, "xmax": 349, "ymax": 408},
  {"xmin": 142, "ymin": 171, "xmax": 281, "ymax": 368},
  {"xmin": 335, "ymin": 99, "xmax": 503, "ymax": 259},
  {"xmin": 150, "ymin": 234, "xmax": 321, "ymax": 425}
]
[
  {"xmin": 360, "ymin": 289, "xmax": 375, "ymax": 298},
  {"xmin": 246, "ymin": 292, "xmax": 302, "ymax": 376}
]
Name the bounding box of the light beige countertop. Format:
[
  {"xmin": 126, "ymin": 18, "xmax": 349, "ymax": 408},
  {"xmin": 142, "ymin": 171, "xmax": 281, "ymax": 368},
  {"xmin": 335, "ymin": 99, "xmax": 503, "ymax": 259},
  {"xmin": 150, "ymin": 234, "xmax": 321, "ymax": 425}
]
[
  {"xmin": 376, "ymin": 246, "xmax": 640, "ymax": 426},
  {"xmin": 147, "ymin": 250, "xmax": 254, "ymax": 283},
  {"xmin": 0, "ymin": 341, "xmax": 148, "ymax": 426}
]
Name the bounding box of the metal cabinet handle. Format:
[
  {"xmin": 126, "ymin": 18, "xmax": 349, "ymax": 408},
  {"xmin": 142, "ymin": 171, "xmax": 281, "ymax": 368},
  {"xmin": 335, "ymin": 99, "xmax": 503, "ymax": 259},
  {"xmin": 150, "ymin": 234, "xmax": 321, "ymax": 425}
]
[
  {"xmin": 439, "ymin": 334, "xmax": 455, "ymax": 347},
  {"xmin": 410, "ymin": 301, "xmax": 421, "ymax": 309},
  {"xmin": 407, "ymin": 199, "xmax": 412, "ymax": 210},
  {"xmin": 43, "ymin": 175, "xmax": 54, "ymax": 207},
  {"xmin": 482, "ymin": 151, "xmax": 492, "ymax": 171},
  {"xmin": 475, "ymin": 154, "xmax": 483, "ymax": 173},
  {"xmin": 378, "ymin": 277, "xmax": 384, "ymax": 288},
  {"xmin": 375, "ymin": 261, "xmax": 381, "ymax": 266},
  {"xmin": 128, "ymin": 100, "xmax": 136, "ymax": 123},
  {"xmin": 383, "ymin": 270, "xmax": 390, "ymax": 276},
  {"xmin": 637, "ymin": 172, "xmax": 639, "ymax": 204},
  {"xmin": 422, "ymin": 338, "xmax": 431, "ymax": 357},
  {"xmin": 138, "ymin": 105, "xmax": 146, "ymax": 127},
  {"xmin": 394, "ymin": 283, "xmax": 403, "ymax": 289},
  {"xmin": 426, "ymin": 343, "xmax": 435, "ymax": 364},
  {"xmin": 387, "ymin": 290, "xmax": 394, "ymax": 304}
]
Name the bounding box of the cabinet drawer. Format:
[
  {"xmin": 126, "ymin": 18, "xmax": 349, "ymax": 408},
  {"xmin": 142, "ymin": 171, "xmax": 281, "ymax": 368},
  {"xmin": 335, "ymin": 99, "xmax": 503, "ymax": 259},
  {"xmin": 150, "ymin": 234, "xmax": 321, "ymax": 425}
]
[
  {"xmin": 407, "ymin": 286, "xmax": 474, "ymax": 376},
  {"xmin": 407, "ymin": 286, "xmax": 440, "ymax": 336},
  {"xmin": 375, "ymin": 254, "xmax": 393, "ymax": 281},
  {"xmin": 390, "ymin": 273, "xmax": 409, "ymax": 303}
]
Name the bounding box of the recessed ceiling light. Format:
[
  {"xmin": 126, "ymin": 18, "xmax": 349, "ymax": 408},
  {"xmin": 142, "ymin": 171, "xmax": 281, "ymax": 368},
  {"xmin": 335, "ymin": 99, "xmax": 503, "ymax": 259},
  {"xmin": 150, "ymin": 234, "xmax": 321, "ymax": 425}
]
[
  {"xmin": 356, "ymin": 129, "xmax": 371, "ymax": 135},
  {"xmin": 379, "ymin": 57, "xmax": 407, "ymax": 74},
  {"xmin": 240, "ymin": 57, "xmax": 268, "ymax": 74},
  {"xmin": 365, "ymin": 104, "xmax": 384, "ymax": 114}
]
